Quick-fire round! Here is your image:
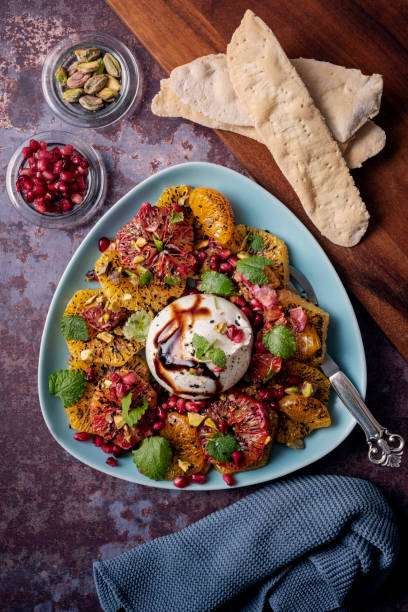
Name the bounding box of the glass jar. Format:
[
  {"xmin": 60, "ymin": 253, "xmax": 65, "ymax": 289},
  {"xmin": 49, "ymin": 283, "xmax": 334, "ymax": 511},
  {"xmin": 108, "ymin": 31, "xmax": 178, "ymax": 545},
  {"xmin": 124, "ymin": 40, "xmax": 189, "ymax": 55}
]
[
  {"xmin": 6, "ymin": 130, "xmax": 107, "ymax": 228},
  {"xmin": 42, "ymin": 32, "xmax": 142, "ymax": 129}
]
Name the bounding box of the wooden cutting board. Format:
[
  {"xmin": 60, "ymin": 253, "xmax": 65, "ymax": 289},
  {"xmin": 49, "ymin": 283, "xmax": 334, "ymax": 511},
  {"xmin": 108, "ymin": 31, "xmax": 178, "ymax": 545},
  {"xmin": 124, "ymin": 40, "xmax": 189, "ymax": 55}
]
[{"xmin": 106, "ymin": 0, "xmax": 408, "ymax": 360}]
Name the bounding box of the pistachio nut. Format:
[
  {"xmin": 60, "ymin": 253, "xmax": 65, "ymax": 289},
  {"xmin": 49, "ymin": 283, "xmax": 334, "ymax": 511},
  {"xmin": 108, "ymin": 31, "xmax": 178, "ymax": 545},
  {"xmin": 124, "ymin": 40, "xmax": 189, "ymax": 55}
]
[
  {"xmin": 68, "ymin": 61, "xmax": 80, "ymax": 76},
  {"xmin": 54, "ymin": 66, "xmax": 67, "ymax": 84},
  {"xmin": 106, "ymin": 76, "xmax": 121, "ymax": 92},
  {"xmin": 103, "ymin": 53, "xmax": 121, "ymax": 78},
  {"xmin": 97, "ymin": 87, "xmax": 118, "ymax": 102},
  {"xmin": 79, "ymin": 94, "xmax": 104, "ymax": 111},
  {"xmin": 94, "ymin": 59, "xmax": 105, "ymax": 75},
  {"xmin": 84, "ymin": 74, "xmax": 108, "ymax": 94},
  {"xmin": 74, "ymin": 47, "xmax": 101, "ymax": 62},
  {"xmin": 77, "ymin": 60, "xmax": 100, "ymax": 73},
  {"xmin": 66, "ymin": 71, "xmax": 91, "ymax": 88},
  {"xmin": 62, "ymin": 88, "xmax": 84, "ymax": 103}
]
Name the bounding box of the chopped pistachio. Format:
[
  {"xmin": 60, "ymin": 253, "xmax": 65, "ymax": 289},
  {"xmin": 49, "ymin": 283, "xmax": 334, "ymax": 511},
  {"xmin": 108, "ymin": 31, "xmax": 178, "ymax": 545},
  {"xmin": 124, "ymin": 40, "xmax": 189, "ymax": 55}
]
[
  {"xmin": 97, "ymin": 331, "xmax": 114, "ymax": 343},
  {"xmin": 204, "ymin": 417, "xmax": 217, "ymax": 429},
  {"xmin": 106, "ymin": 75, "xmax": 121, "ymax": 92},
  {"xmin": 300, "ymin": 381, "xmax": 317, "ymax": 397},
  {"xmin": 135, "ymin": 237, "xmax": 147, "ymax": 247},
  {"xmin": 195, "ymin": 239, "xmax": 209, "ymax": 250},
  {"xmin": 287, "ymin": 439, "xmax": 305, "ymax": 450},
  {"xmin": 80, "ymin": 349, "xmax": 94, "ymax": 361},
  {"xmin": 237, "ymin": 251, "xmax": 249, "ymax": 260},
  {"xmin": 187, "ymin": 413, "xmax": 206, "ymax": 427},
  {"xmin": 75, "ymin": 47, "xmax": 101, "ymax": 62},
  {"xmin": 284, "ymin": 386, "xmax": 299, "ymax": 394},
  {"xmin": 131, "ymin": 255, "xmax": 145, "ymax": 264},
  {"xmin": 178, "ymin": 459, "xmax": 191, "ymax": 473},
  {"xmin": 214, "ymin": 321, "xmax": 228, "ymax": 334},
  {"xmin": 113, "ymin": 414, "xmax": 126, "ymax": 428}
]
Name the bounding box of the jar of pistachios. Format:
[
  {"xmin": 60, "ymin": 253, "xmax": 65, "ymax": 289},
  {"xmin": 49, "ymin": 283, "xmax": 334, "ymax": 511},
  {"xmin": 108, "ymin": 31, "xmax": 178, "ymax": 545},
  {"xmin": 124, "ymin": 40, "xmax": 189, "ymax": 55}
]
[{"xmin": 42, "ymin": 32, "xmax": 142, "ymax": 128}]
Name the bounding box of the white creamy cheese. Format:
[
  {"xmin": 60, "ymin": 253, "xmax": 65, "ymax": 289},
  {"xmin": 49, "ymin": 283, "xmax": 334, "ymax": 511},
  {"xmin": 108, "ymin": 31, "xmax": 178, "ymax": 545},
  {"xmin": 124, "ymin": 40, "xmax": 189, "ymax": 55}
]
[{"xmin": 146, "ymin": 294, "xmax": 253, "ymax": 399}]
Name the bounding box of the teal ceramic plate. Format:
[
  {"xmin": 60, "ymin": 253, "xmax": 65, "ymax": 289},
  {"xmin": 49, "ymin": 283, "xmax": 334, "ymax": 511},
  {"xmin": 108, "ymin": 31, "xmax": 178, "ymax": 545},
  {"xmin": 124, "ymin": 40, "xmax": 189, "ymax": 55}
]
[{"xmin": 38, "ymin": 162, "xmax": 366, "ymax": 489}]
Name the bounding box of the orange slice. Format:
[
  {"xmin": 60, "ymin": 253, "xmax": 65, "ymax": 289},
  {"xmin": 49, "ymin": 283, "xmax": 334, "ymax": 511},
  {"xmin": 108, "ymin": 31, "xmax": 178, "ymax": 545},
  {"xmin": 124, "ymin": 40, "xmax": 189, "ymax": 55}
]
[
  {"xmin": 160, "ymin": 412, "xmax": 209, "ymax": 480},
  {"xmin": 156, "ymin": 184, "xmax": 190, "ymax": 207},
  {"xmin": 188, "ymin": 187, "xmax": 234, "ymax": 245}
]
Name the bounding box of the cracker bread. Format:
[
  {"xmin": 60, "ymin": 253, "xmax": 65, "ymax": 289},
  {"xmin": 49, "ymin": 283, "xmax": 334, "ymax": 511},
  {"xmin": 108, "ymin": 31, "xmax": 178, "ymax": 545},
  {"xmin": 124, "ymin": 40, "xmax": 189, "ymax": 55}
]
[
  {"xmin": 341, "ymin": 120, "xmax": 386, "ymax": 169},
  {"xmin": 226, "ymin": 10, "xmax": 369, "ymax": 246}
]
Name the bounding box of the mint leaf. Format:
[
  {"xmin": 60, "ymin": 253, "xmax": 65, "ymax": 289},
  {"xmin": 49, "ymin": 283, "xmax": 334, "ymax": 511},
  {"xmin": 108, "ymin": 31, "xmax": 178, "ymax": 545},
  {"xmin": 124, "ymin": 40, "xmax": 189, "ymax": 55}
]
[
  {"xmin": 122, "ymin": 394, "xmax": 148, "ymax": 427},
  {"xmin": 138, "ymin": 269, "xmax": 153, "ymax": 287},
  {"xmin": 236, "ymin": 255, "xmax": 273, "ymax": 285},
  {"xmin": 192, "ymin": 334, "xmax": 226, "ymax": 368},
  {"xmin": 61, "ymin": 315, "xmax": 88, "ymax": 341},
  {"xmin": 48, "ymin": 369, "xmax": 87, "ymax": 407},
  {"xmin": 164, "ymin": 276, "xmax": 181, "ymax": 286},
  {"xmin": 208, "ymin": 347, "xmax": 226, "ymax": 369},
  {"xmin": 132, "ymin": 436, "xmax": 172, "ymax": 480},
  {"xmin": 123, "ymin": 310, "xmax": 151, "ymax": 342},
  {"xmin": 198, "ymin": 271, "xmax": 235, "ymax": 296},
  {"xmin": 152, "ymin": 235, "xmax": 163, "ymax": 252},
  {"xmin": 207, "ymin": 433, "xmax": 239, "ymax": 463},
  {"xmin": 248, "ymin": 234, "xmax": 264, "ymax": 252},
  {"xmin": 170, "ymin": 209, "xmax": 184, "ymax": 224},
  {"xmin": 262, "ymin": 324, "xmax": 296, "ymax": 359}
]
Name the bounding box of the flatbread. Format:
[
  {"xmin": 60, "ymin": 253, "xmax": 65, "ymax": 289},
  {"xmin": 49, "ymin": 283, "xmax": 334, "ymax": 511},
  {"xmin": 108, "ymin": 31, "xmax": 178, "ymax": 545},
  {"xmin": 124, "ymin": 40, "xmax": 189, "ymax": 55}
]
[
  {"xmin": 341, "ymin": 120, "xmax": 386, "ymax": 169},
  {"xmin": 163, "ymin": 54, "xmax": 382, "ymax": 143},
  {"xmin": 292, "ymin": 58, "xmax": 383, "ymax": 143},
  {"xmin": 226, "ymin": 10, "xmax": 370, "ymax": 246}
]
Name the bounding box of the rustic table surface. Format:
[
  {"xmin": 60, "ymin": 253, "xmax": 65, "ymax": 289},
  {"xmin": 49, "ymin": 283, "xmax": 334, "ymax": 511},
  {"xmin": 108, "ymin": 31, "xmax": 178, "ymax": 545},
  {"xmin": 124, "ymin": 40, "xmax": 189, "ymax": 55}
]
[{"xmin": 0, "ymin": 1, "xmax": 407, "ymax": 610}]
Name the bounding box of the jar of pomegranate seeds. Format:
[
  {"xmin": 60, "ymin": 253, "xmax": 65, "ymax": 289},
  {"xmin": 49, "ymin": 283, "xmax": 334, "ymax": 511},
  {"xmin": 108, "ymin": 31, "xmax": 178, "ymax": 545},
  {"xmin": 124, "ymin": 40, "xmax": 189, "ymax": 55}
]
[
  {"xmin": 6, "ymin": 130, "xmax": 107, "ymax": 228},
  {"xmin": 42, "ymin": 32, "xmax": 142, "ymax": 129}
]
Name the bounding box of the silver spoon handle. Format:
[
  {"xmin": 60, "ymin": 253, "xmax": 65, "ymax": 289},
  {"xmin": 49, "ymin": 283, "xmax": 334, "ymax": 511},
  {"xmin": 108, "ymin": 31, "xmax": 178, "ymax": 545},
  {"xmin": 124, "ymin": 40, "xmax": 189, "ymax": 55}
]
[{"xmin": 330, "ymin": 371, "xmax": 404, "ymax": 467}]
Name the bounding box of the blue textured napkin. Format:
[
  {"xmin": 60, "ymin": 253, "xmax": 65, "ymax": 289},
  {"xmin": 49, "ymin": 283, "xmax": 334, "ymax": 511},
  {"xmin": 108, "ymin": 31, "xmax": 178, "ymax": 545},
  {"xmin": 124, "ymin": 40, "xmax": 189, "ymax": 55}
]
[{"xmin": 93, "ymin": 475, "xmax": 398, "ymax": 612}]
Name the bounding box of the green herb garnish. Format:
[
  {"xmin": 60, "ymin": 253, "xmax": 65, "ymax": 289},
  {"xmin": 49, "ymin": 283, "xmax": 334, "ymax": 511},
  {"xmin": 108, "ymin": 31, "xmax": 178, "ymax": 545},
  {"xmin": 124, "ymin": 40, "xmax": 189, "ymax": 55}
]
[
  {"xmin": 198, "ymin": 271, "xmax": 235, "ymax": 296},
  {"xmin": 164, "ymin": 276, "xmax": 181, "ymax": 286},
  {"xmin": 61, "ymin": 315, "xmax": 88, "ymax": 341},
  {"xmin": 94, "ymin": 59, "xmax": 105, "ymax": 75},
  {"xmin": 192, "ymin": 334, "xmax": 226, "ymax": 368},
  {"xmin": 123, "ymin": 310, "xmax": 151, "ymax": 342},
  {"xmin": 235, "ymin": 255, "xmax": 273, "ymax": 285},
  {"xmin": 262, "ymin": 324, "xmax": 296, "ymax": 359},
  {"xmin": 122, "ymin": 394, "xmax": 148, "ymax": 427},
  {"xmin": 132, "ymin": 436, "xmax": 173, "ymax": 480},
  {"xmin": 152, "ymin": 235, "xmax": 163, "ymax": 252},
  {"xmin": 248, "ymin": 234, "xmax": 264, "ymax": 252},
  {"xmin": 206, "ymin": 433, "xmax": 239, "ymax": 463},
  {"xmin": 49, "ymin": 369, "xmax": 87, "ymax": 407},
  {"xmin": 170, "ymin": 209, "xmax": 184, "ymax": 224},
  {"xmin": 138, "ymin": 269, "xmax": 153, "ymax": 287}
]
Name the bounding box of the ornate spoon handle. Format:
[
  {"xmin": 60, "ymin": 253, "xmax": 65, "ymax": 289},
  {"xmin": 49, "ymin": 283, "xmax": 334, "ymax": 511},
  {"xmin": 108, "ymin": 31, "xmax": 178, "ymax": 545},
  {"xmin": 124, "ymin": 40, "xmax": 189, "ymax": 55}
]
[{"xmin": 329, "ymin": 370, "xmax": 404, "ymax": 467}]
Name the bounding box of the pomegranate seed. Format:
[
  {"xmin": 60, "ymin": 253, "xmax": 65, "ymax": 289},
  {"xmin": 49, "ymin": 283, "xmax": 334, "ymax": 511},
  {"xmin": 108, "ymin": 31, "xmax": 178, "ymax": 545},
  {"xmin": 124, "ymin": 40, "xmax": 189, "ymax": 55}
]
[
  {"xmin": 54, "ymin": 180, "xmax": 67, "ymax": 192},
  {"xmin": 176, "ymin": 265, "xmax": 188, "ymax": 277},
  {"xmin": 61, "ymin": 199, "xmax": 73, "ymax": 212},
  {"xmin": 21, "ymin": 177, "xmax": 33, "ymax": 191},
  {"xmin": 241, "ymin": 306, "xmax": 254, "ymax": 321},
  {"xmin": 250, "ymin": 299, "xmax": 263, "ymax": 312},
  {"xmin": 79, "ymin": 158, "xmax": 89, "ymax": 169},
  {"xmin": 34, "ymin": 199, "xmax": 46, "ymax": 214},
  {"xmin": 37, "ymin": 159, "xmax": 49, "ymax": 172},
  {"xmin": 174, "ymin": 475, "xmax": 189, "ymax": 488},
  {"xmin": 22, "ymin": 146, "xmax": 31, "ymax": 159},
  {"xmin": 112, "ymin": 445, "xmax": 122, "ymax": 457},
  {"xmin": 50, "ymin": 146, "xmax": 61, "ymax": 157},
  {"xmin": 218, "ymin": 421, "xmax": 228, "ymax": 432},
  {"xmin": 28, "ymin": 156, "xmax": 37, "ymax": 169},
  {"xmin": 286, "ymin": 375, "xmax": 302, "ymax": 385},
  {"xmin": 176, "ymin": 398, "xmax": 186, "ymax": 413},
  {"xmin": 255, "ymin": 340, "xmax": 268, "ymax": 353},
  {"xmin": 219, "ymin": 262, "xmax": 232, "ymax": 274},
  {"xmin": 186, "ymin": 401, "xmax": 200, "ymax": 413},
  {"xmin": 74, "ymin": 432, "xmax": 92, "ymax": 441},
  {"xmin": 161, "ymin": 402, "xmax": 169, "ymax": 411},
  {"xmin": 76, "ymin": 176, "xmax": 86, "ymax": 190},
  {"xmin": 93, "ymin": 435, "xmax": 103, "ymax": 447},
  {"xmin": 110, "ymin": 372, "xmax": 120, "ymax": 383},
  {"xmin": 270, "ymin": 400, "xmax": 279, "ymax": 410},
  {"xmin": 157, "ymin": 407, "xmax": 167, "ymax": 420},
  {"xmin": 235, "ymin": 296, "xmax": 246, "ymax": 307},
  {"xmin": 228, "ymin": 256, "xmax": 237, "ymax": 268},
  {"xmin": 122, "ymin": 372, "xmax": 137, "ymax": 389},
  {"xmin": 98, "ymin": 236, "xmax": 110, "ymax": 252},
  {"xmin": 259, "ymin": 389, "xmax": 272, "ymax": 401},
  {"xmin": 71, "ymin": 194, "xmax": 83, "ymax": 205},
  {"xmin": 223, "ymin": 473, "xmax": 235, "ymax": 486},
  {"xmin": 85, "ymin": 269, "xmax": 97, "ymax": 281},
  {"xmin": 213, "ymin": 366, "xmax": 223, "ymax": 373},
  {"xmin": 194, "ymin": 400, "xmax": 207, "ymax": 409},
  {"xmin": 168, "ymin": 396, "xmax": 177, "ymax": 408},
  {"xmin": 16, "ymin": 180, "xmax": 22, "ymax": 193},
  {"xmin": 115, "ymin": 382, "xmax": 125, "ymax": 399},
  {"xmin": 29, "ymin": 139, "xmax": 39, "ymax": 151},
  {"xmin": 191, "ymin": 474, "xmax": 206, "ymax": 484},
  {"xmin": 71, "ymin": 155, "xmax": 81, "ymax": 165},
  {"xmin": 26, "ymin": 190, "xmax": 34, "ymax": 202},
  {"xmin": 102, "ymin": 443, "xmax": 114, "ymax": 454},
  {"xmin": 209, "ymin": 255, "xmax": 219, "ymax": 268},
  {"xmin": 227, "ymin": 325, "xmax": 238, "ymax": 340},
  {"xmin": 204, "ymin": 452, "xmax": 211, "ymax": 460},
  {"xmin": 219, "ymin": 248, "xmax": 231, "ymax": 260},
  {"xmin": 20, "ymin": 168, "xmax": 33, "ymax": 177},
  {"xmin": 198, "ymin": 250, "xmax": 207, "ymax": 263},
  {"xmin": 86, "ymin": 366, "xmax": 95, "ymax": 382},
  {"xmin": 33, "ymin": 185, "xmax": 47, "ymax": 198},
  {"xmin": 60, "ymin": 170, "xmax": 75, "ymax": 183},
  {"xmin": 39, "ymin": 141, "xmax": 47, "ymax": 150},
  {"xmin": 272, "ymin": 387, "xmax": 284, "ymax": 400},
  {"xmin": 231, "ymin": 450, "xmax": 243, "ymax": 466},
  {"xmin": 234, "ymin": 329, "xmax": 244, "ymax": 343},
  {"xmin": 60, "ymin": 144, "xmax": 74, "ymax": 156},
  {"xmin": 106, "ymin": 457, "xmax": 118, "ymax": 467},
  {"xmin": 53, "ymin": 160, "xmax": 63, "ymax": 174},
  {"xmin": 253, "ymin": 314, "xmax": 263, "ymax": 328},
  {"xmin": 42, "ymin": 170, "xmax": 56, "ymax": 183},
  {"xmin": 172, "ymin": 202, "xmax": 182, "ymax": 212},
  {"xmin": 185, "ymin": 287, "xmax": 199, "ymax": 295},
  {"xmin": 76, "ymin": 165, "xmax": 87, "ymax": 176},
  {"xmin": 153, "ymin": 421, "xmax": 165, "ymax": 431}
]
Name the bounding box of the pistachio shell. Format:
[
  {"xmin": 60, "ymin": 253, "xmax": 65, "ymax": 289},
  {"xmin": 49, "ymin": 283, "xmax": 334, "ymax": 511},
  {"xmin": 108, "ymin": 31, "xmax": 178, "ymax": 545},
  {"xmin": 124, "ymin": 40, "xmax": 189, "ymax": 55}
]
[
  {"xmin": 79, "ymin": 94, "xmax": 104, "ymax": 111},
  {"xmin": 106, "ymin": 76, "xmax": 121, "ymax": 92},
  {"xmin": 103, "ymin": 53, "xmax": 121, "ymax": 78},
  {"xmin": 68, "ymin": 61, "xmax": 80, "ymax": 76},
  {"xmin": 77, "ymin": 60, "xmax": 100, "ymax": 73},
  {"xmin": 84, "ymin": 74, "xmax": 108, "ymax": 94},
  {"xmin": 55, "ymin": 66, "xmax": 67, "ymax": 84},
  {"xmin": 66, "ymin": 71, "xmax": 91, "ymax": 88},
  {"xmin": 62, "ymin": 88, "xmax": 84, "ymax": 103},
  {"xmin": 96, "ymin": 87, "xmax": 118, "ymax": 102},
  {"xmin": 75, "ymin": 47, "xmax": 101, "ymax": 62}
]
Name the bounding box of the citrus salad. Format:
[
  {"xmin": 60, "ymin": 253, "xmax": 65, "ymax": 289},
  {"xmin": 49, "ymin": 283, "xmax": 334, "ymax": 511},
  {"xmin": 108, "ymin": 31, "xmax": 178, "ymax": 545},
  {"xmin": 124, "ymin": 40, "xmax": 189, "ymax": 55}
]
[{"xmin": 49, "ymin": 185, "xmax": 331, "ymax": 487}]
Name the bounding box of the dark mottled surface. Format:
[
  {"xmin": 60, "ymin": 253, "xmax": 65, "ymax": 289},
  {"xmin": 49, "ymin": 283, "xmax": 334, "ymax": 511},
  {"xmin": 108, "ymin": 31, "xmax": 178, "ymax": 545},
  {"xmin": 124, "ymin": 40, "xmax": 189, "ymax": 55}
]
[{"xmin": 0, "ymin": 1, "xmax": 407, "ymax": 610}]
